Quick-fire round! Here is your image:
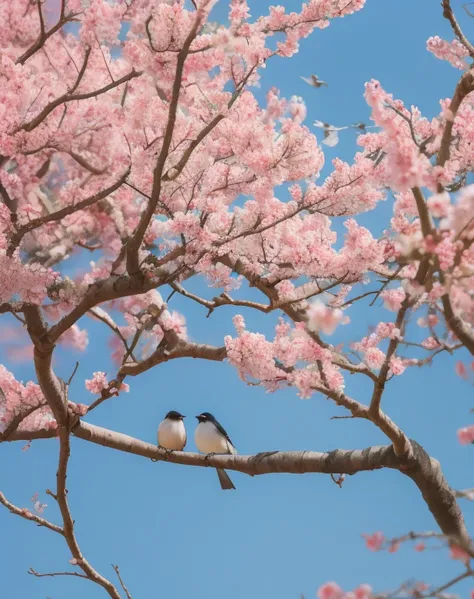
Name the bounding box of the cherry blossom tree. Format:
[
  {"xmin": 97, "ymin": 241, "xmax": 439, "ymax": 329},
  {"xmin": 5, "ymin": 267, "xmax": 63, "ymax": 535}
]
[{"xmin": 1, "ymin": 0, "xmax": 474, "ymax": 597}]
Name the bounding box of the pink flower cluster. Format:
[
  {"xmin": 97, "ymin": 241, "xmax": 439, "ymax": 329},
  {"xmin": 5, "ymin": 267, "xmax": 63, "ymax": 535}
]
[
  {"xmin": 427, "ymin": 36, "xmax": 469, "ymax": 70},
  {"xmin": 317, "ymin": 582, "xmax": 372, "ymax": 599},
  {"xmin": 85, "ymin": 372, "xmax": 109, "ymax": 394},
  {"xmin": 307, "ymin": 301, "xmax": 348, "ymax": 335},
  {"xmin": 0, "ymin": 365, "xmax": 56, "ymax": 435}
]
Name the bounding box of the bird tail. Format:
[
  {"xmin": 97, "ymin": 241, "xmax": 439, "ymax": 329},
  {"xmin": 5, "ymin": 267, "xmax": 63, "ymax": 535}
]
[{"xmin": 216, "ymin": 468, "xmax": 235, "ymax": 491}]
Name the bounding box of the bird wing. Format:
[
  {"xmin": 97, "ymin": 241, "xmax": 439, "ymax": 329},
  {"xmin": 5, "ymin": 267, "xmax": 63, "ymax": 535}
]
[
  {"xmin": 300, "ymin": 76, "xmax": 312, "ymax": 85},
  {"xmin": 322, "ymin": 130, "xmax": 339, "ymax": 147},
  {"xmin": 313, "ymin": 119, "xmax": 329, "ymax": 129},
  {"xmin": 213, "ymin": 419, "xmax": 235, "ymax": 450}
]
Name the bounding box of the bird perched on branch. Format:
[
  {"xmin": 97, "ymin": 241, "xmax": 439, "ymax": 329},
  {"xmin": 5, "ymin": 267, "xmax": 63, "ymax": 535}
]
[
  {"xmin": 300, "ymin": 74, "xmax": 328, "ymax": 88},
  {"xmin": 195, "ymin": 412, "xmax": 236, "ymax": 490},
  {"xmin": 157, "ymin": 411, "xmax": 187, "ymax": 451}
]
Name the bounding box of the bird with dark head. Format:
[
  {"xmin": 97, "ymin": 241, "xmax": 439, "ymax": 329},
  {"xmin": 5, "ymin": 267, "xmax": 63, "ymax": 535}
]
[
  {"xmin": 157, "ymin": 411, "xmax": 187, "ymax": 451},
  {"xmin": 195, "ymin": 412, "xmax": 236, "ymax": 491}
]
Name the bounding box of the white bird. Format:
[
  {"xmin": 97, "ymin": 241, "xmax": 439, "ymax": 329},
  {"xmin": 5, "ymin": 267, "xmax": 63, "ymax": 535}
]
[
  {"xmin": 157, "ymin": 411, "xmax": 187, "ymax": 451},
  {"xmin": 195, "ymin": 412, "xmax": 236, "ymax": 491},
  {"xmin": 313, "ymin": 119, "xmax": 349, "ymax": 147},
  {"xmin": 301, "ymin": 75, "xmax": 328, "ymax": 88}
]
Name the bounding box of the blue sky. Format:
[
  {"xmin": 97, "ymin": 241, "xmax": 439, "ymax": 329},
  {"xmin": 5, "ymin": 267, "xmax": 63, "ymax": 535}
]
[{"xmin": 2, "ymin": 1, "xmax": 474, "ymax": 599}]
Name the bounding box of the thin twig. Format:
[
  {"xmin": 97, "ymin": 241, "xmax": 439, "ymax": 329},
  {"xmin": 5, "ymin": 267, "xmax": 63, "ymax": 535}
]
[{"xmin": 113, "ymin": 565, "xmax": 134, "ymax": 599}]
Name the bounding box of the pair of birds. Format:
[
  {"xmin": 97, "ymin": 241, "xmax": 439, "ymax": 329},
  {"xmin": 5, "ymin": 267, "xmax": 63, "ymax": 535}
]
[
  {"xmin": 157, "ymin": 411, "xmax": 237, "ymax": 490},
  {"xmin": 301, "ymin": 74, "xmax": 376, "ymax": 147}
]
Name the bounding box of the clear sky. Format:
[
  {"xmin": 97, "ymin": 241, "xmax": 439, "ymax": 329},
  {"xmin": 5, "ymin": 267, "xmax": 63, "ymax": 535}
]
[{"xmin": 2, "ymin": 2, "xmax": 474, "ymax": 599}]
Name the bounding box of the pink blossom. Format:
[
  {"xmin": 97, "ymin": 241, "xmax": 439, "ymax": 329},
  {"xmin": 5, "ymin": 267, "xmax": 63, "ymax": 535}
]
[
  {"xmin": 388, "ymin": 541, "xmax": 400, "ymax": 553},
  {"xmin": 421, "ymin": 337, "xmax": 440, "ymax": 350},
  {"xmin": 69, "ymin": 403, "xmax": 88, "ymax": 417},
  {"xmin": 455, "ymin": 361, "xmax": 468, "ymax": 380},
  {"xmin": 389, "ymin": 356, "xmax": 406, "ymax": 376},
  {"xmin": 307, "ymin": 301, "xmax": 346, "ymax": 335},
  {"xmin": 225, "ymin": 331, "xmax": 281, "ymax": 384},
  {"xmin": 427, "ymin": 192, "xmax": 451, "ymax": 218},
  {"xmin": 457, "ymin": 426, "xmax": 474, "ymax": 445},
  {"xmin": 364, "ymin": 348, "xmax": 386, "ymax": 370},
  {"xmin": 450, "ymin": 544, "xmax": 470, "ymax": 563},
  {"xmin": 317, "ymin": 582, "xmax": 344, "ymax": 599},
  {"xmin": 160, "ymin": 311, "xmax": 187, "ymax": 339},
  {"xmin": 233, "ymin": 315, "xmax": 246, "ymax": 336},
  {"xmin": 362, "ymin": 532, "xmax": 385, "ymax": 551},
  {"xmin": 33, "ymin": 500, "xmax": 47, "ymax": 513},
  {"xmin": 427, "ymin": 36, "xmax": 469, "ymax": 70},
  {"xmin": 353, "ymin": 585, "xmax": 372, "ymax": 599},
  {"xmin": 85, "ymin": 372, "xmax": 109, "ymax": 394},
  {"xmin": 58, "ymin": 325, "xmax": 89, "ymax": 352},
  {"xmin": 380, "ymin": 288, "xmax": 406, "ymax": 311},
  {"xmin": 414, "ymin": 542, "xmax": 425, "ymax": 552}
]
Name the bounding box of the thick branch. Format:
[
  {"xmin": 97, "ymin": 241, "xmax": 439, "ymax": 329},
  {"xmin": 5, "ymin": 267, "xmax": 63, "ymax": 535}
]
[
  {"xmin": 437, "ymin": 71, "xmax": 474, "ymax": 169},
  {"xmin": 49, "ymin": 272, "xmax": 165, "ymax": 342},
  {"xmin": 55, "ymin": 426, "xmax": 121, "ymax": 598},
  {"xmin": 5, "ymin": 420, "xmax": 471, "ymax": 547},
  {"xmin": 120, "ymin": 340, "xmax": 226, "ymax": 376},
  {"xmin": 72, "ymin": 422, "xmax": 470, "ymax": 545},
  {"xmin": 441, "ymin": 292, "xmax": 474, "ymax": 354},
  {"xmin": 23, "ymin": 306, "xmax": 67, "ymax": 425}
]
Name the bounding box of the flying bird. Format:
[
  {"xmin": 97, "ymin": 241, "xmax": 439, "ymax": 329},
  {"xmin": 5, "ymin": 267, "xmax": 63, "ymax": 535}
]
[
  {"xmin": 313, "ymin": 119, "xmax": 349, "ymax": 147},
  {"xmin": 157, "ymin": 410, "xmax": 187, "ymax": 451},
  {"xmin": 300, "ymin": 74, "xmax": 328, "ymax": 88},
  {"xmin": 195, "ymin": 412, "xmax": 236, "ymax": 491},
  {"xmin": 350, "ymin": 122, "xmax": 376, "ymax": 131}
]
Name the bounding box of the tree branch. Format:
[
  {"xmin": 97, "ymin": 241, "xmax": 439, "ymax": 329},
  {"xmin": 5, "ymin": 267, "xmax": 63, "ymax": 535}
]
[
  {"xmin": 437, "ymin": 70, "xmax": 474, "ymax": 170},
  {"xmin": 28, "ymin": 567, "xmax": 90, "ymax": 581},
  {"xmin": 5, "ymin": 419, "xmax": 471, "ymax": 548},
  {"xmin": 8, "ymin": 168, "xmax": 131, "ymax": 256},
  {"xmin": 126, "ymin": 5, "xmax": 207, "ymax": 274},
  {"xmin": 18, "ymin": 70, "xmax": 141, "ymax": 133},
  {"xmin": 70, "ymin": 422, "xmax": 469, "ymax": 547},
  {"xmin": 442, "ymin": 0, "xmax": 474, "ymax": 56},
  {"xmin": 217, "ymin": 255, "xmax": 378, "ymax": 381},
  {"xmin": 16, "ymin": 3, "xmax": 78, "ymax": 65},
  {"xmin": 0, "ymin": 403, "xmax": 45, "ymax": 442},
  {"xmin": 54, "ymin": 426, "xmax": 121, "ymax": 598},
  {"xmin": 0, "ymin": 491, "xmax": 63, "ymax": 534},
  {"xmin": 23, "ymin": 305, "xmax": 68, "ymax": 425},
  {"xmin": 112, "ymin": 565, "xmax": 133, "ymax": 599},
  {"xmin": 120, "ymin": 340, "xmax": 226, "ymax": 376}
]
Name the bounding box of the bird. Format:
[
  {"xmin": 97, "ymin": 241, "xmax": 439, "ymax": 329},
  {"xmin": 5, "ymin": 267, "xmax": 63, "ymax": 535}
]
[
  {"xmin": 300, "ymin": 74, "xmax": 328, "ymax": 88},
  {"xmin": 157, "ymin": 410, "xmax": 187, "ymax": 451},
  {"xmin": 313, "ymin": 119, "xmax": 349, "ymax": 147},
  {"xmin": 195, "ymin": 412, "xmax": 236, "ymax": 490},
  {"xmin": 350, "ymin": 122, "xmax": 377, "ymax": 132}
]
